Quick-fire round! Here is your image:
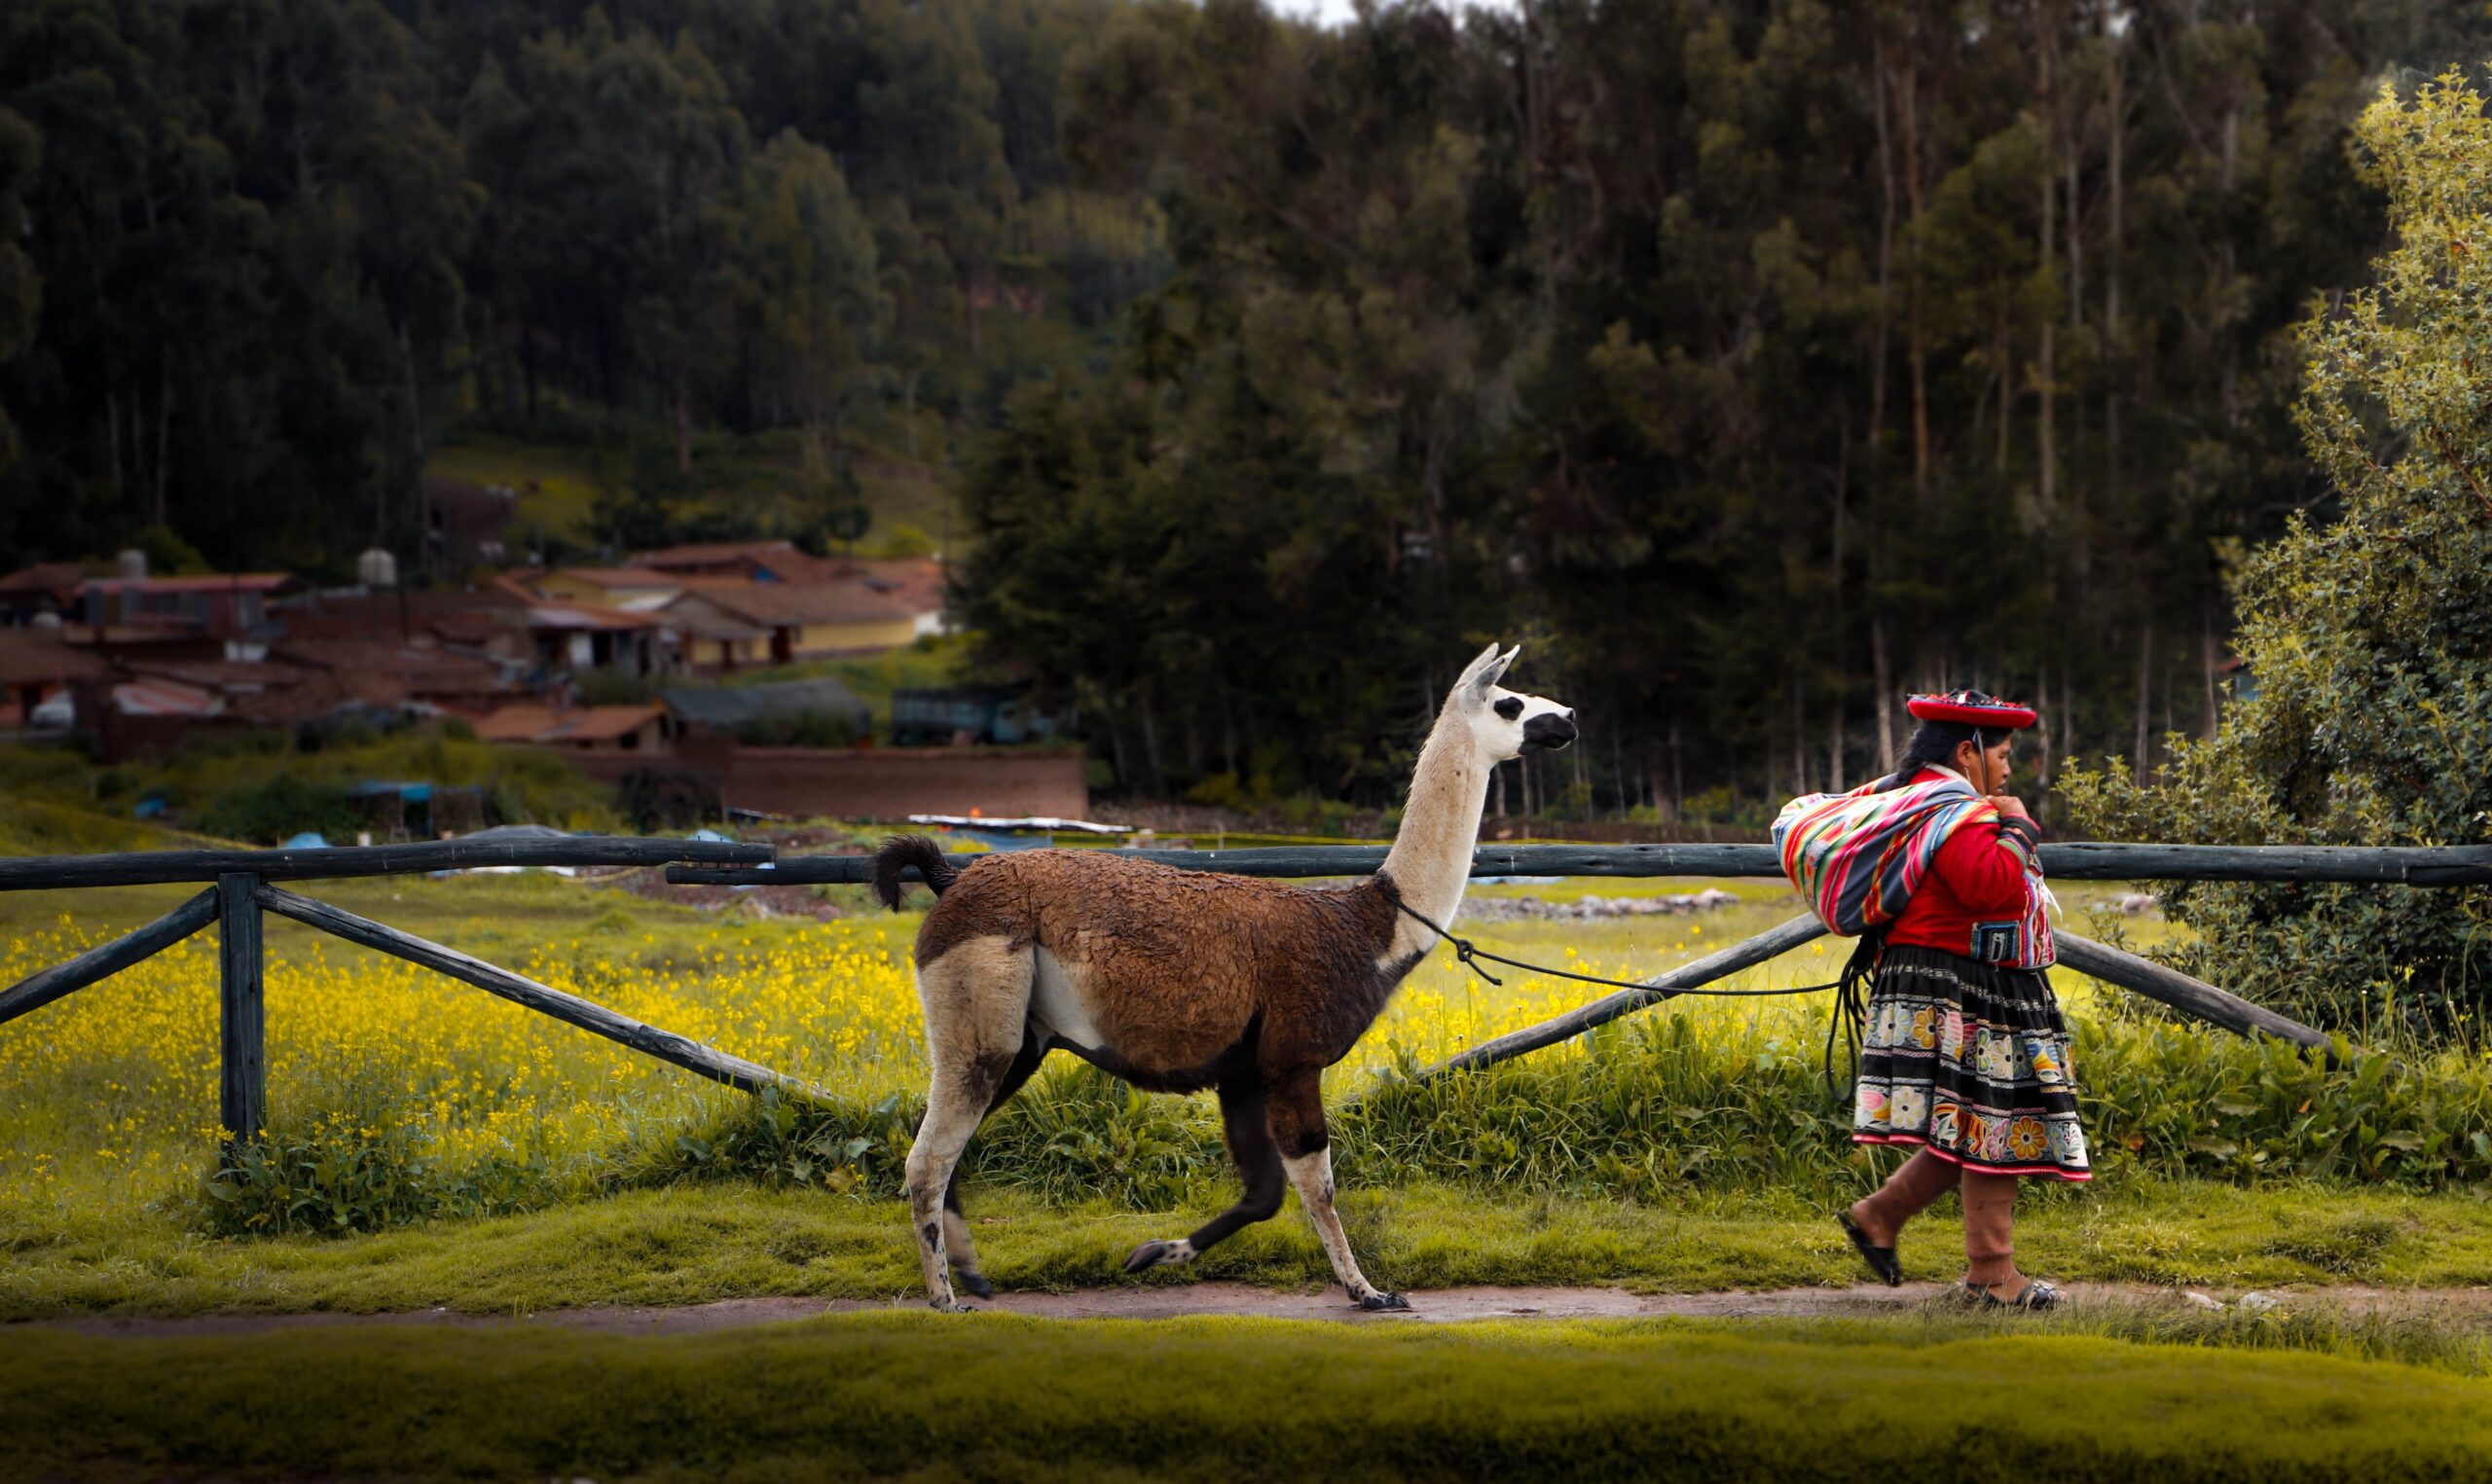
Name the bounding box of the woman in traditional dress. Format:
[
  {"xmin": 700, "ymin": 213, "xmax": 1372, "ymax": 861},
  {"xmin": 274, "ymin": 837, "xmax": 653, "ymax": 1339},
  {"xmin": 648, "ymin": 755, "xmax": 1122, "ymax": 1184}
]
[{"xmin": 1779, "ymin": 690, "xmax": 2087, "ymax": 1310}]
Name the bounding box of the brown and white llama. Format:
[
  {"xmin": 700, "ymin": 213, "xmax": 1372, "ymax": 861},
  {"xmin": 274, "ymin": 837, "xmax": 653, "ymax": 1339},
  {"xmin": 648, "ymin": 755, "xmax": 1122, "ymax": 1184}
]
[{"xmin": 870, "ymin": 643, "xmax": 1577, "ymax": 1311}]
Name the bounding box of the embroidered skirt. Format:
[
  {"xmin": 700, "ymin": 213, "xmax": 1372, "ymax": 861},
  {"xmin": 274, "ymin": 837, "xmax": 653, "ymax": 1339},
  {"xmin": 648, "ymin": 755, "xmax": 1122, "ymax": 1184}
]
[{"xmin": 1851, "ymin": 944, "xmax": 2091, "ymax": 1181}]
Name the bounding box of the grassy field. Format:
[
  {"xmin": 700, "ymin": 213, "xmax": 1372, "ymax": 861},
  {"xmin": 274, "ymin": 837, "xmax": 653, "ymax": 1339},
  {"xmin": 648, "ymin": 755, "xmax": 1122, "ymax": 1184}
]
[
  {"xmin": 4, "ymin": 1310, "xmax": 2489, "ymax": 1482},
  {"xmin": 7, "ymin": 836, "xmax": 2492, "ymax": 1480},
  {"xmin": 5, "ymin": 857, "xmax": 2492, "ymax": 1315},
  {"xmin": 8, "ymin": 1175, "xmax": 2492, "ymax": 1319},
  {"xmin": 426, "ymin": 429, "xmax": 956, "ymax": 553}
]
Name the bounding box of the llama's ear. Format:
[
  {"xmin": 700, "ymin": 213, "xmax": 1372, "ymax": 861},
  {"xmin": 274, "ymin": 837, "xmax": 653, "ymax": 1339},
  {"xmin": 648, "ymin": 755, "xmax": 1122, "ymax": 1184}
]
[
  {"xmin": 1457, "ymin": 642, "xmax": 1502, "ymax": 691},
  {"xmin": 1468, "ymin": 642, "xmax": 1518, "ymax": 698}
]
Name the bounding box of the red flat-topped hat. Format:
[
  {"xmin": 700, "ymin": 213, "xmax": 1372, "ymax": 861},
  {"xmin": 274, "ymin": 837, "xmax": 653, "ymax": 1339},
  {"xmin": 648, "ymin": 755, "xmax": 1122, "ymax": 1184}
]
[{"xmin": 1906, "ymin": 689, "xmax": 2038, "ymax": 729}]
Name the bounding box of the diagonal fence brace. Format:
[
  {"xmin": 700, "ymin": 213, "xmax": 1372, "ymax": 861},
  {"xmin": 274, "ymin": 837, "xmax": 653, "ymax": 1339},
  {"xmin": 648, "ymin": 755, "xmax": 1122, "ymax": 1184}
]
[
  {"xmin": 0, "ymin": 887, "xmax": 221, "ymax": 1029},
  {"xmin": 1399, "ymin": 916, "xmax": 2334, "ymax": 1086},
  {"xmin": 254, "ymin": 884, "xmax": 836, "ymax": 1105}
]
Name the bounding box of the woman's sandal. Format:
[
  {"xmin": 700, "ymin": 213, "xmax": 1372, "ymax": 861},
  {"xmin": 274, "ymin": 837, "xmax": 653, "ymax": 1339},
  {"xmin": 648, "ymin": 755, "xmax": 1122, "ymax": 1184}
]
[
  {"xmin": 1836, "ymin": 1211, "xmax": 1903, "ymax": 1287},
  {"xmin": 1962, "ymin": 1279, "xmax": 2063, "ymax": 1312}
]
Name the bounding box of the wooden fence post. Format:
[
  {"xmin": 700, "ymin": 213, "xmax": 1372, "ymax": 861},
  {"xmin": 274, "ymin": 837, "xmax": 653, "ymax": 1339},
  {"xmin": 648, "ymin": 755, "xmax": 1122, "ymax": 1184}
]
[{"xmin": 216, "ymin": 872, "xmax": 265, "ymax": 1145}]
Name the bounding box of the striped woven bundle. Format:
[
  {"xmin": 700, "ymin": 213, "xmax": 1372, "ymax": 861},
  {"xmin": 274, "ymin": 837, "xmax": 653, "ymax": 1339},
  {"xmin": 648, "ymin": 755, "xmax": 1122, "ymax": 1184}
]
[{"xmin": 1772, "ymin": 776, "xmax": 1995, "ymax": 938}]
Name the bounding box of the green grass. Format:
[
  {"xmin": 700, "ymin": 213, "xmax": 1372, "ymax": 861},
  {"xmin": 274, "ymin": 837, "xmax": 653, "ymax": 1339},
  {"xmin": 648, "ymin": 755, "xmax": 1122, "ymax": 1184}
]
[
  {"xmin": 426, "ymin": 427, "xmax": 958, "ymax": 553},
  {"xmin": 6, "ymin": 1176, "xmax": 2492, "ymax": 1320},
  {"xmin": 714, "ymin": 631, "xmax": 971, "ymax": 728},
  {"xmin": 425, "ymin": 433, "xmax": 613, "ymax": 546},
  {"xmin": 7, "ymin": 817, "xmax": 2492, "ymax": 1329},
  {"xmin": 3, "ymin": 1309, "xmax": 2489, "ymax": 1482},
  {"xmin": 1, "ymin": 732, "xmax": 621, "ymax": 845}
]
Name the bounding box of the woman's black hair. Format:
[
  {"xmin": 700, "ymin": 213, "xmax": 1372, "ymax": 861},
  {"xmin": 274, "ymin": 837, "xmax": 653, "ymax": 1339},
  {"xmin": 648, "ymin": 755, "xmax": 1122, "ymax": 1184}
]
[{"xmin": 1875, "ymin": 719, "xmax": 2000, "ymax": 792}]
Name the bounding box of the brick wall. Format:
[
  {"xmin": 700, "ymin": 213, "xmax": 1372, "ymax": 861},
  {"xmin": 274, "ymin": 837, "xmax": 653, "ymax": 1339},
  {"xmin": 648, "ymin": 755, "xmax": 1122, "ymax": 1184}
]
[{"xmin": 571, "ymin": 744, "xmax": 1088, "ymax": 821}]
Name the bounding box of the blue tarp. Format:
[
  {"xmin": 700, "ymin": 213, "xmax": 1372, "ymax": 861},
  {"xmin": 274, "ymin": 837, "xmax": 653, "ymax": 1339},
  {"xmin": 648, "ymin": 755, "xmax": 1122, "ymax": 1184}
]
[
  {"xmin": 350, "ymin": 780, "xmax": 432, "ymax": 803},
  {"xmin": 280, "ymin": 831, "xmax": 330, "ymax": 850}
]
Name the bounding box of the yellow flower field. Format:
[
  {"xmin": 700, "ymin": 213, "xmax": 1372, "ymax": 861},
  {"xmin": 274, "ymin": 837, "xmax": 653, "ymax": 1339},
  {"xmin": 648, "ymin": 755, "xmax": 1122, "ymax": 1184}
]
[{"xmin": 0, "ymin": 875, "xmax": 1885, "ymax": 1226}]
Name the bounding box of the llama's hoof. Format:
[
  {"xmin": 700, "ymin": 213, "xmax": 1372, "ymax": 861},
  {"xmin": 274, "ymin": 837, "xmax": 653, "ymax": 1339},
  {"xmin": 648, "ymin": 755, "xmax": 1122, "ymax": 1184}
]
[
  {"xmin": 1123, "ymin": 1238, "xmax": 1191, "ymax": 1273},
  {"xmin": 1357, "ymin": 1290, "xmax": 1412, "ymax": 1312},
  {"xmin": 955, "ymin": 1270, "xmax": 996, "ymax": 1301}
]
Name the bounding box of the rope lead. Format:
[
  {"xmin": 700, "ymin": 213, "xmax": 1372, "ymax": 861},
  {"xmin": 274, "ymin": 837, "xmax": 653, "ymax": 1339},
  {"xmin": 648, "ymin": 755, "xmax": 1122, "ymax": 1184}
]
[{"xmin": 1383, "ymin": 888, "xmax": 1841, "ymax": 1002}]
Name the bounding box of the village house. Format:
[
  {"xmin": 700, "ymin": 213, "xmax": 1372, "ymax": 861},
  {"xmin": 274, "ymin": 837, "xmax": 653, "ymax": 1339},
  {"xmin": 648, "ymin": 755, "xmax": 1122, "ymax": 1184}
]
[
  {"xmin": 630, "ymin": 539, "xmax": 825, "ymax": 583},
  {"xmin": 77, "ymin": 571, "xmax": 299, "ymax": 645},
  {"xmin": 0, "ymin": 627, "xmax": 115, "ymax": 726},
  {"xmin": 0, "ymin": 562, "xmax": 92, "ymax": 627},
  {"xmin": 817, "ymin": 557, "xmax": 949, "ymax": 639},
  {"xmin": 473, "ymin": 702, "xmax": 674, "ymax": 754},
  {"xmin": 662, "ymin": 580, "xmax": 919, "ymax": 668},
  {"xmin": 522, "ymin": 567, "xmax": 696, "ymax": 612}
]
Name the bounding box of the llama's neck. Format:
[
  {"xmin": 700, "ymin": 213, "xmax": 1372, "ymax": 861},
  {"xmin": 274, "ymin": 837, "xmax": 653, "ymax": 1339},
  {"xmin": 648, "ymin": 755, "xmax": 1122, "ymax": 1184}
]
[{"xmin": 1377, "ymin": 706, "xmax": 1486, "ymax": 965}]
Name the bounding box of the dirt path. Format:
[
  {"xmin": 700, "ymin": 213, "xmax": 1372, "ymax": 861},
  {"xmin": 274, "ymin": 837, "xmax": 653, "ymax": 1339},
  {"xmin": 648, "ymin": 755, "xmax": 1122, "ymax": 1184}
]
[{"xmin": 24, "ymin": 1281, "xmax": 2492, "ymax": 1339}]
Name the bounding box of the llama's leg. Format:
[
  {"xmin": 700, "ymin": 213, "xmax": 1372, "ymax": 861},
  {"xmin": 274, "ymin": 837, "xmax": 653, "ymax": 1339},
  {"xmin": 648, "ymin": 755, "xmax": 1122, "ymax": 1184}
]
[
  {"xmin": 1125, "ymin": 1080, "xmax": 1284, "ymax": 1272},
  {"xmin": 941, "ymin": 1033, "xmax": 1047, "ymax": 1300},
  {"xmin": 1268, "ymin": 1068, "xmax": 1406, "ymax": 1312},
  {"xmin": 907, "ymin": 942, "xmax": 1035, "ymax": 1311}
]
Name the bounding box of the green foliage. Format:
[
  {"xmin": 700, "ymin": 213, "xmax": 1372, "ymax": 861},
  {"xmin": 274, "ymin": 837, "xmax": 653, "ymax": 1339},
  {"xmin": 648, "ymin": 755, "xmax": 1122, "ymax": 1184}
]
[
  {"xmin": 191, "ymin": 776, "xmax": 362, "ymax": 847},
  {"xmin": 16, "ymin": 1, "xmax": 2475, "ymax": 815},
  {"xmin": 123, "ymin": 525, "xmax": 211, "ymax": 576},
  {"xmin": 646, "ymin": 1007, "xmax": 2492, "ymax": 1214},
  {"xmin": 0, "ymin": 0, "xmax": 1148, "ymax": 577},
  {"xmin": 863, "ymin": 521, "xmax": 936, "ymax": 558},
  {"xmin": 8, "ymin": 725, "xmax": 619, "ymax": 839},
  {"xmin": 202, "ymin": 1107, "xmax": 550, "ymax": 1237},
  {"xmin": 2065, "ymin": 73, "xmax": 2492, "ymax": 1030},
  {"xmin": 7, "ymin": 1308, "xmax": 2492, "ymax": 1482}
]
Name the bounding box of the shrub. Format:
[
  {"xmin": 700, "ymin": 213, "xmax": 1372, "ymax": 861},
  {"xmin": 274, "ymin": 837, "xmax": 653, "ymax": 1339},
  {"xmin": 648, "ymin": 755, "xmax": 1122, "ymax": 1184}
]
[
  {"xmin": 193, "ymin": 776, "xmax": 361, "ymax": 845},
  {"xmin": 2064, "ymin": 72, "xmax": 2492, "ymax": 1032}
]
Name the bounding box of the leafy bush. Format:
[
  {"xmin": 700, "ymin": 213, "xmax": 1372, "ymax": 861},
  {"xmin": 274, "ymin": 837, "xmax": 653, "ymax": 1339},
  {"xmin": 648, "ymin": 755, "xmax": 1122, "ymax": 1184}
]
[
  {"xmin": 193, "ymin": 775, "xmax": 361, "ymax": 845},
  {"xmin": 635, "ymin": 1008, "xmax": 2492, "ymax": 1211},
  {"xmin": 202, "ymin": 1104, "xmax": 554, "ymax": 1235},
  {"xmin": 2065, "ymin": 73, "xmax": 2492, "ymax": 1032},
  {"xmin": 115, "ymin": 725, "xmax": 620, "ymax": 835}
]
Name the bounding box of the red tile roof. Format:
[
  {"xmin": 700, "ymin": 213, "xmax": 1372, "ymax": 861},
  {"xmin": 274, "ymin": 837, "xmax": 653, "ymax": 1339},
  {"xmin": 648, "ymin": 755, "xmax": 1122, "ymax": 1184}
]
[
  {"xmin": 821, "ymin": 557, "xmax": 947, "ymax": 617},
  {"xmin": 543, "ymin": 567, "xmax": 692, "ymax": 590},
  {"xmin": 0, "ymin": 630, "xmax": 116, "ymax": 687},
  {"xmin": 0, "ymin": 561, "xmax": 94, "ymax": 600},
  {"xmin": 473, "ymin": 703, "xmax": 664, "ymax": 744},
  {"xmin": 544, "ymin": 705, "xmax": 667, "ymax": 742},
  {"xmin": 676, "ymin": 580, "xmax": 915, "ymax": 628}
]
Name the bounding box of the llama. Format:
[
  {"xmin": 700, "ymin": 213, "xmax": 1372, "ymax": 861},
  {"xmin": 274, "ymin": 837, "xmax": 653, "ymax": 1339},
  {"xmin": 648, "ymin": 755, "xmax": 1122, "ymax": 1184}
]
[{"xmin": 871, "ymin": 643, "xmax": 1577, "ymax": 1311}]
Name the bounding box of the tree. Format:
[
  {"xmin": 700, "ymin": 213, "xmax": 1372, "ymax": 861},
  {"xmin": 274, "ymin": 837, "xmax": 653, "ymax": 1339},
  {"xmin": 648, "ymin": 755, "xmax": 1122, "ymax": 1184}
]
[
  {"xmin": 732, "ymin": 129, "xmax": 884, "ymax": 438},
  {"xmin": 0, "ymin": 105, "xmax": 37, "ymax": 476},
  {"xmin": 2063, "ymin": 70, "xmax": 2492, "ymax": 1029}
]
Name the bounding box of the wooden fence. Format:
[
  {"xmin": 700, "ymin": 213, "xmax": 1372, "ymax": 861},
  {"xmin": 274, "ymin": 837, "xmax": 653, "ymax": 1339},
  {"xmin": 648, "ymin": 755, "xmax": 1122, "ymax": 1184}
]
[
  {"xmin": 7, "ymin": 836, "xmax": 2485, "ymax": 1154},
  {"xmin": 671, "ymin": 842, "xmax": 2492, "ymax": 1074},
  {"xmin": 0, "ymin": 836, "xmax": 800, "ymax": 1147}
]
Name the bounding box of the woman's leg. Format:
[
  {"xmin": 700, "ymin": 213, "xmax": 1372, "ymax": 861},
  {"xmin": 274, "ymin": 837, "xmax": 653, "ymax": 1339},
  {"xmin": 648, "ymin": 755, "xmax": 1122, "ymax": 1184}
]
[
  {"xmin": 1960, "ymin": 1169, "xmax": 2024, "ymax": 1290},
  {"xmin": 1848, "ymin": 1148, "xmax": 1960, "ymax": 1246}
]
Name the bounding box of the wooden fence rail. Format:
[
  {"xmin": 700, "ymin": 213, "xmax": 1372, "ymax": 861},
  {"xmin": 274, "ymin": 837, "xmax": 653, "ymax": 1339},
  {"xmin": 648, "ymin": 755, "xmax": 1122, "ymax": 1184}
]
[
  {"xmin": 0, "ymin": 837, "xmax": 790, "ymax": 1150},
  {"xmin": 0, "ymin": 835, "xmax": 770, "ymax": 892},
  {"xmin": 680, "ymin": 840, "xmax": 2372, "ymax": 1066},
  {"xmin": 0, "ymin": 833, "xmax": 2442, "ymax": 1160},
  {"xmin": 671, "ymin": 842, "xmax": 2492, "ymax": 888}
]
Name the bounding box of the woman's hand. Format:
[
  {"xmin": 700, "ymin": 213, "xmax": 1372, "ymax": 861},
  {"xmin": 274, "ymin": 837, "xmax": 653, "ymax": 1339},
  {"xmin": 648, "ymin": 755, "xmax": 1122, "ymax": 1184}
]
[{"xmin": 1988, "ymin": 794, "xmax": 2032, "ymax": 822}]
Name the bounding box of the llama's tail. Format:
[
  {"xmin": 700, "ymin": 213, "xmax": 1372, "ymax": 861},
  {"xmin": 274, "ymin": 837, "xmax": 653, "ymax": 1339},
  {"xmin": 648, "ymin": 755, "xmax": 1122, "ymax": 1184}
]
[{"xmin": 871, "ymin": 835, "xmax": 958, "ymax": 910}]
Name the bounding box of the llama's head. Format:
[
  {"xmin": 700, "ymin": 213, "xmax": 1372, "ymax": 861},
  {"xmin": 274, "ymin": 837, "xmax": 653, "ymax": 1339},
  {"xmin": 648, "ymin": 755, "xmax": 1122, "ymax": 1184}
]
[{"xmin": 1450, "ymin": 642, "xmax": 1577, "ymax": 762}]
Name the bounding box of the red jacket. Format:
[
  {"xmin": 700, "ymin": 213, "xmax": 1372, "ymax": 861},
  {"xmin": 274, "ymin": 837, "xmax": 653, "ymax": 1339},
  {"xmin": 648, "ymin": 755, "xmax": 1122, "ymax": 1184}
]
[{"xmin": 1885, "ymin": 768, "xmax": 2045, "ymax": 959}]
